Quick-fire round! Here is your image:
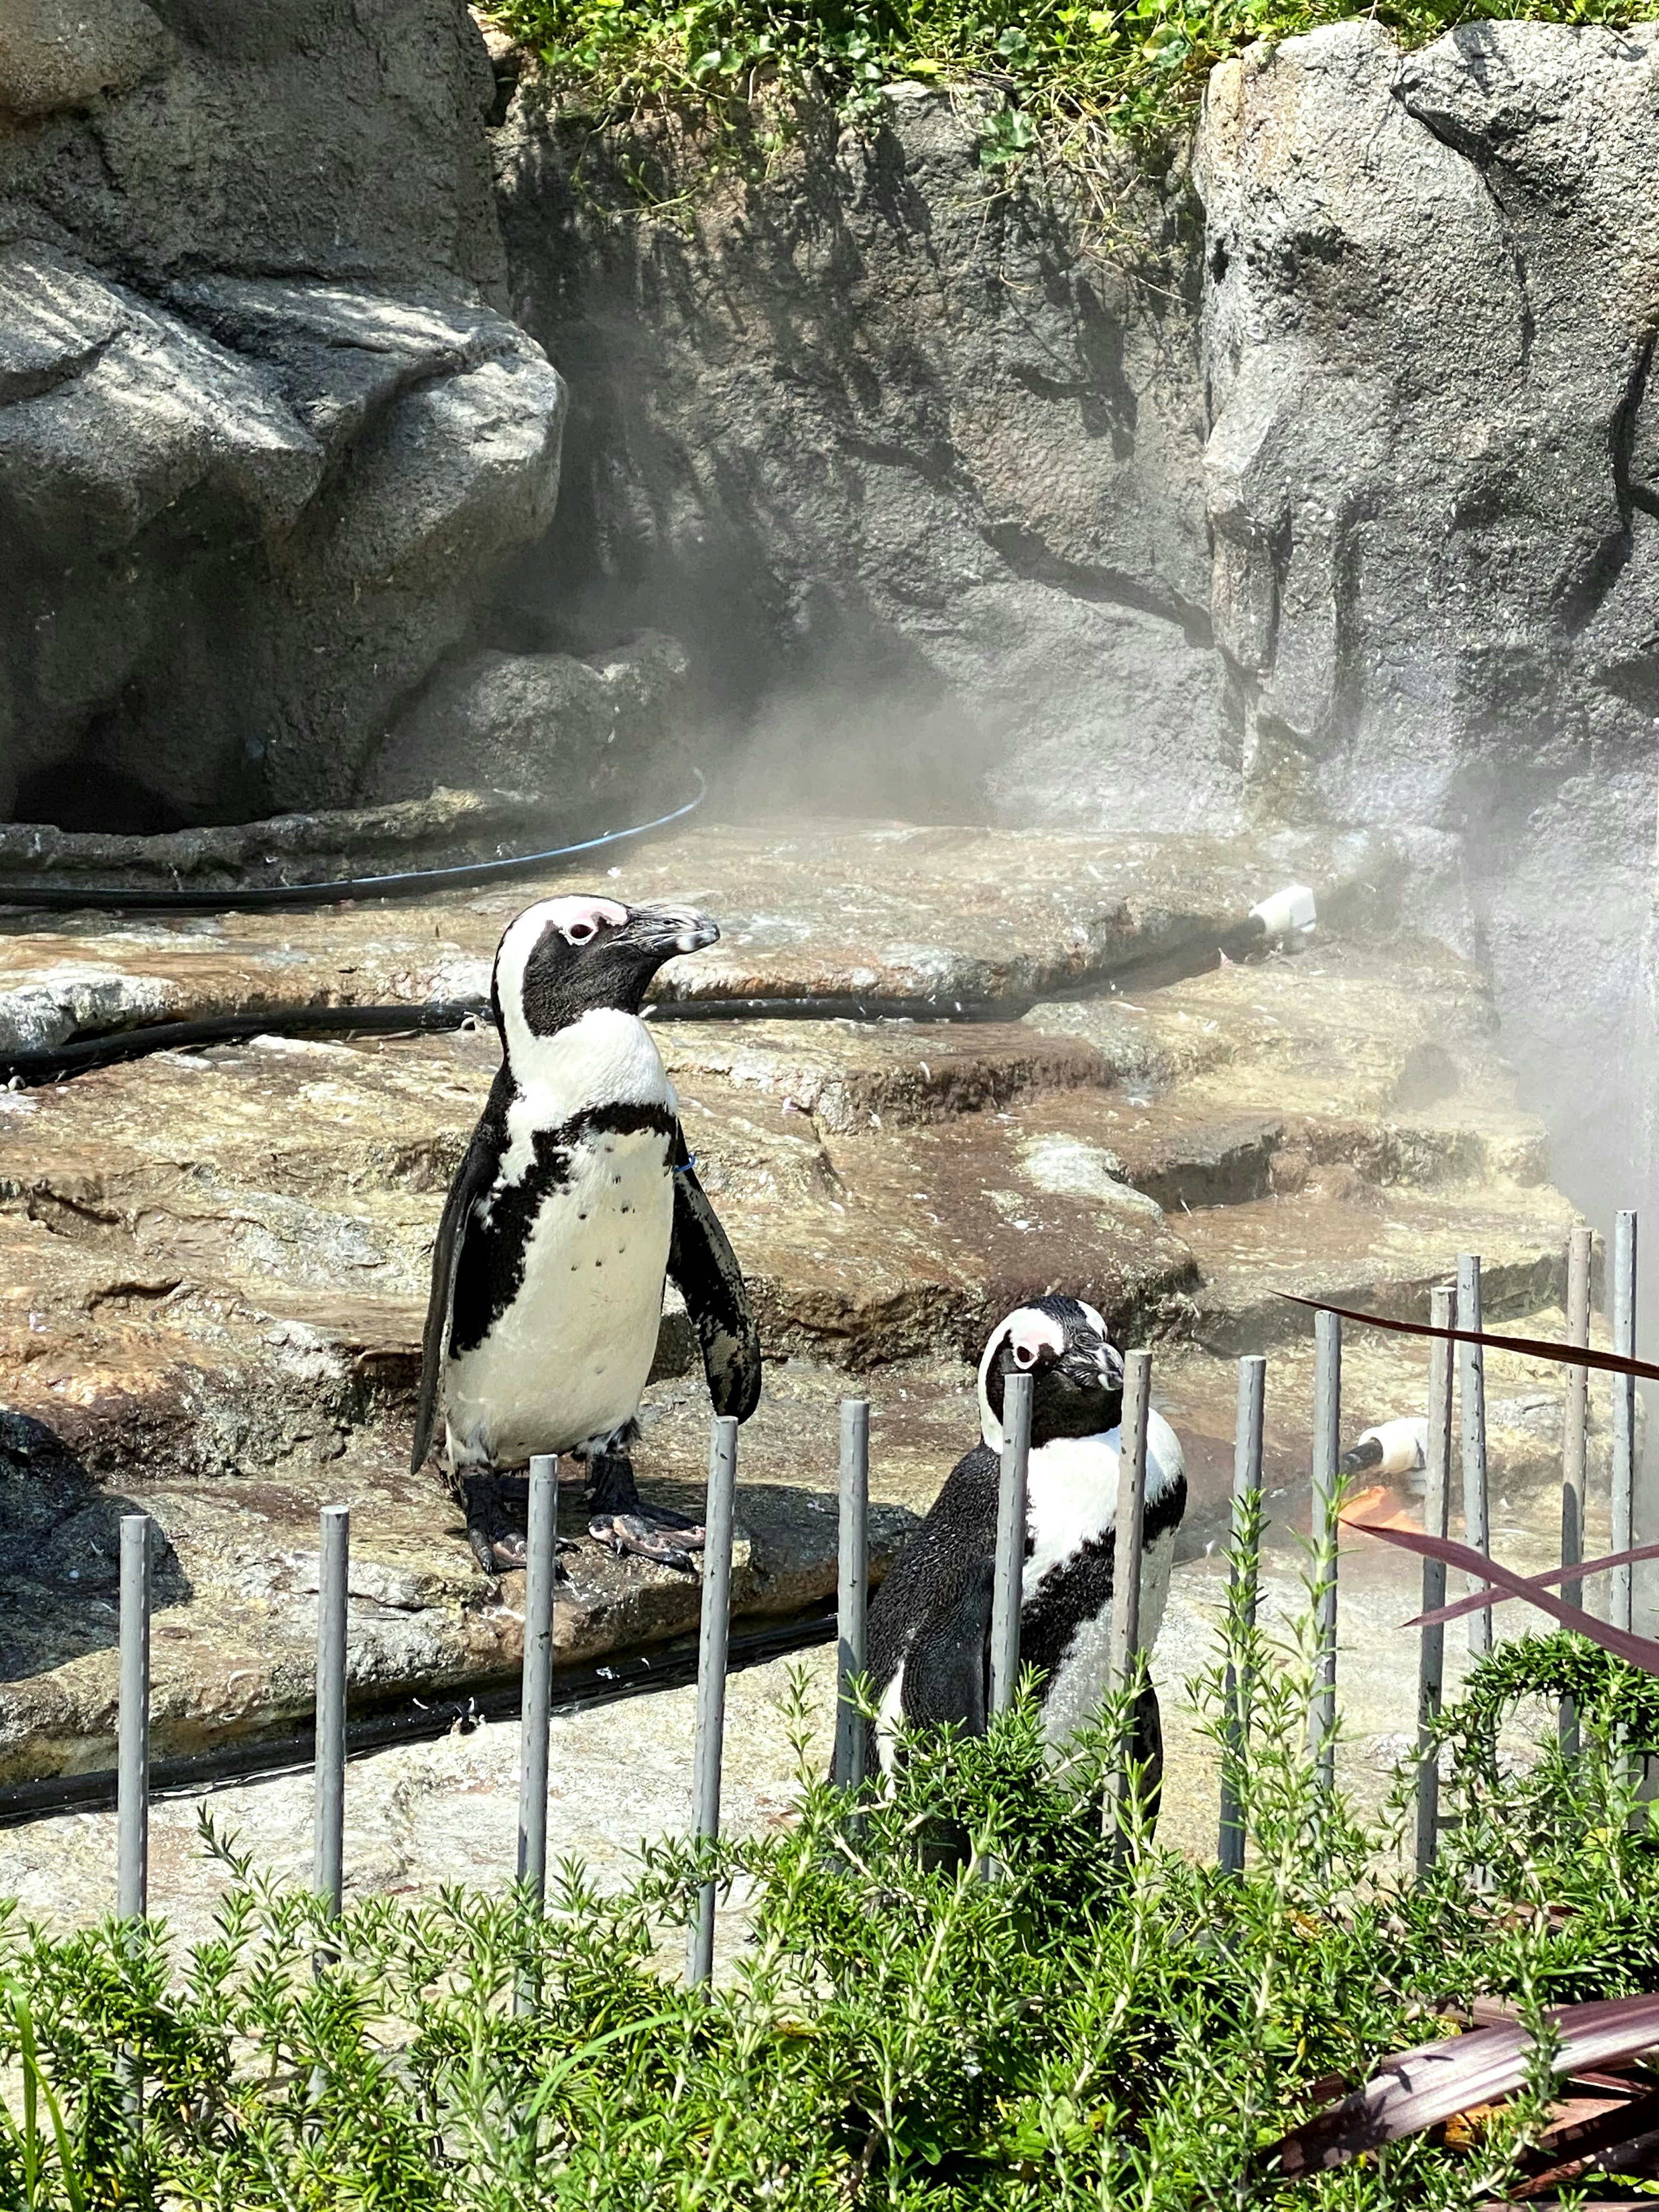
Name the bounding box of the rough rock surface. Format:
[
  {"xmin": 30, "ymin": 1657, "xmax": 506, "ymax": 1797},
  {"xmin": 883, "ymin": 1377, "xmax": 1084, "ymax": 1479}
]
[
  {"xmin": 493, "ymin": 31, "xmax": 1659, "ymax": 1213},
  {"xmin": 357, "ymin": 630, "xmax": 692, "ymax": 806},
  {"xmin": 1195, "ymin": 19, "xmax": 1659, "ymax": 1201},
  {"xmin": 0, "ymin": 1, "xmax": 574, "ymax": 827},
  {"xmin": 493, "ymin": 93, "xmax": 1233, "ymax": 833},
  {"xmin": 0, "ymin": 819, "xmax": 1601, "ymax": 1784}
]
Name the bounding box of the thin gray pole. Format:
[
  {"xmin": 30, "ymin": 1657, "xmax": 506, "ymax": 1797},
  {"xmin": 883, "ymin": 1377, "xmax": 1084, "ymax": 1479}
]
[
  {"xmin": 117, "ymin": 1515, "xmax": 152, "ymax": 1924},
  {"xmin": 834, "ymin": 1402, "xmax": 870, "ymax": 1793},
  {"xmin": 313, "ymin": 1505, "xmax": 350, "ymax": 1923},
  {"xmin": 989, "ymin": 1372, "xmax": 1033, "ymax": 1715},
  {"xmin": 1220, "ymin": 1355, "xmax": 1266, "ymax": 1875},
  {"xmin": 1309, "ymin": 1309, "xmax": 1340, "ymax": 1793},
  {"xmin": 514, "ymin": 1456, "xmax": 558, "ymax": 2015},
  {"xmin": 686, "ymin": 1415, "xmax": 739, "ymax": 1990},
  {"xmin": 1105, "ymin": 1351, "xmax": 1150, "ymax": 1841},
  {"xmin": 517, "ymin": 1457, "xmax": 559, "ymax": 1898},
  {"xmin": 1458, "ymin": 1254, "xmax": 1492, "ymax": 1656},
  {"xmin": 1611, "ymin": 1210, "xmax": 1638, "ymax": 1635},
  {"xmin": 1416, "ymin": 1286, "xmax": 1456, "ymax": 1878},
  {"xmin": 1561, "ymin": 1227, "xmax": 1592, "ymax": 1757}
]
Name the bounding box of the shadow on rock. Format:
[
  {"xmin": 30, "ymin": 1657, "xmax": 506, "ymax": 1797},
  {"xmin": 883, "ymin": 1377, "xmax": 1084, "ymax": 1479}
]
[{"xmin": 0, "ymin": 1411, "xmax": 192, "ymax": 1683}]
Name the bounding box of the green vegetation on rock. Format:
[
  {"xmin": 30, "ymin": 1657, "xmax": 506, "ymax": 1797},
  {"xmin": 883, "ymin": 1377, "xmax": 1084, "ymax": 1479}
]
[
  {"xmin": 493, "ymin": 0, "xmax": 1657, "ymax": 158},
  {"xmin": 7, "ymin": 1619, "xmax": 1659, "ymax": 2205}
]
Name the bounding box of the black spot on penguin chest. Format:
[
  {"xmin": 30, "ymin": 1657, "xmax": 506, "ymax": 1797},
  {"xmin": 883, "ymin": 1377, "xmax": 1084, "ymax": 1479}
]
[
  {"xmin": 1019, "ymin": 1472, "xmax": 1188, "ymax": 1688},
  {"xmin": 449, "ymin": 1100, "xmax": 677, "ymax": 1359}
]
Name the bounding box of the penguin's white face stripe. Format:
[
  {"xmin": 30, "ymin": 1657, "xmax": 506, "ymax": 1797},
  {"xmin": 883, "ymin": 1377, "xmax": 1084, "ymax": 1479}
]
[
  {"xmin": 493, "ymin": 898, "xmax": 632, "ymax": 1057},
  {"xmin": 977, "ymin": 1307, "xmax": 1065, "ymax": 1446}
]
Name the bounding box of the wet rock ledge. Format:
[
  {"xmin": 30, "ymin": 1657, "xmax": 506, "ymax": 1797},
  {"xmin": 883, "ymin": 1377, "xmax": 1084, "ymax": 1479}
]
[{"xmin": 0, "ymin": 819, "xmax": 1596, "ymax": 1785}]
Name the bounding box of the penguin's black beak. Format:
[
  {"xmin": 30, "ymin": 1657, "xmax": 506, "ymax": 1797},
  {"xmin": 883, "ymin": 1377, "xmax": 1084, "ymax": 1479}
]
[
  {"xmin": 1059, "ymin": 1341, "xmax": 1123, "ymax": 1392},
  {"xmin": 623, "ymin": 905, "xmax": 720, "ymax": 960}
]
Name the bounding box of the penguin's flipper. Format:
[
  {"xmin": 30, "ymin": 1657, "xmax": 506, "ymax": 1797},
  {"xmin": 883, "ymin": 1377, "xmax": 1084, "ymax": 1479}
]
[
  {"xmin": 666, "ymin": 1125, "xmax": 762, "ymax": 1423},
  {"xmin": 411, "ymin": 1098, "xmax": 504, "ymax": 1476},
  {"xmin": 899, "ymin": 1556, "xmax": 995, "ymax": 1741}
]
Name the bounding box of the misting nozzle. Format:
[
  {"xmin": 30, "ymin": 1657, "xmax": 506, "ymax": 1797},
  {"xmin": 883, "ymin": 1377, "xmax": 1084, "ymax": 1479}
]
[
  {"xmin": 1339, "ymin": 1416, "xmax": 1428, "ymax": 1479},
  {"xmin": 1248, "ymin": 884, "xmax": 1318, "ymax": 942}
]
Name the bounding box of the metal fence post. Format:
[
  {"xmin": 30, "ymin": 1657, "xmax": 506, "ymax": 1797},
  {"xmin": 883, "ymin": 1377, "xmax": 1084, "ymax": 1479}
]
[
  {"xmin": 686, "ymin": 1415, "xmax": 739, "ymax": 1990},
  {"xmin": 117, "ymin": 1515, "xmax": 151, "ymax": 1924},
  {"xmin": 1309, "ymin": 1310, "xmax": 1340, "ymax": 1793},
  {"xmin": 1106, "ymin": 1351, "xmax": 1151, "ymax": 1843},
  {"xmin": 1561, "ymin": 1226, "xmax": 1592, "ymax": 1755},
  {"xmin": 1220, "ymin": 1355, "xmax": 1266, "ymax": 1875},
  {"xmin": 834, "ymin": 1402, "xmax": 870, "ymax": 1793},
  {"xmin": 1458, "ymin": 1254, "xmax": 1492, "ymax": 1656},
  {"xmin": 1612, "ymin": 1210, "xmax": 1638, "ymax": 1635},
  {"xmin": 989, "ymin": 1372, "xmax": 1033, "ymax": 1715},
  {"xmin": 1416, "ymin": 1286, "xmax": 1456, "ymax": 1877},
  {"xmin": 515, "ymin": 1456, "xmax": 558, "ymax": 2013},
  {"xmin": 314, "ymin": 1505, "xmax": 349, "ymax": 1926}
]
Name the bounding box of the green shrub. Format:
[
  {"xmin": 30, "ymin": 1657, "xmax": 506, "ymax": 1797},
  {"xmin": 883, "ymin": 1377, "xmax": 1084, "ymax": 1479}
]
[
  {"xmin": 493, "ymin": 0, "xmax": 1659, "ymax": 167},
  {"xmin": 4, "ymin": 1612, "xmax": 1659, "ymax": 2206}
]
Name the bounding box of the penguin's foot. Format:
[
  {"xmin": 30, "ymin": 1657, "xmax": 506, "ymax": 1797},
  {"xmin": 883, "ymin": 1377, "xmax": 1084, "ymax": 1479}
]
[
  {"xmin": 582, "ymin": 1447, "xmax": 702, "ymax": 1532},
  {"xmin": 462, "ymin": 1472, "xmax": 531, "ymax": 1577},
  {"xmin": 588, "ymin": 1513, "xmax": 702, "ymax": 1572}
]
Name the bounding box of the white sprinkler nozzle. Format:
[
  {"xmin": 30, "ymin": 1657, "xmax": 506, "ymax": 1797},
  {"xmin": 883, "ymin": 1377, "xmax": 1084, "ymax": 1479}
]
[
  {"xmin": 1355, "ymin": 1417, "xmax": 1429, "ymax": 1478},
  {"xmin": 1249, "ymin": 883, "xmax": 1318, "ymax": 941}
]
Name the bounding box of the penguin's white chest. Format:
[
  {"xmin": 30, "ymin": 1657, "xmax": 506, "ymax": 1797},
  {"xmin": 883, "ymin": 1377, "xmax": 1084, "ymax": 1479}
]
[
  {"xmin": 446, "ymin": 1126, "xmax": 674, "ymax": 1464},
  {"xmin": 1022, "ymin": 1414, "xmax": 1183, "ymax": 1748},
  {"xmin": 443, "ymin": 1009, "xmax": 680, "ymax": 1467}
]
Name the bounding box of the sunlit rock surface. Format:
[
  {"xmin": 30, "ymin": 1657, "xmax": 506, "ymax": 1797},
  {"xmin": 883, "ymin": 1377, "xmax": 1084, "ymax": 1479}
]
[{"xmin": 0, "ymin": 820, "xmax": 1598, "ymax": 1796}]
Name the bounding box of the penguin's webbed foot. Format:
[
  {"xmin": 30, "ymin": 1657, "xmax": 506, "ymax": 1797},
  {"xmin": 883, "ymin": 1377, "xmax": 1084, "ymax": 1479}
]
[
  {"xmin": 588, "ymin": 1512, "xmax": 702, "ymax": 1572},
  {"xmin": 462, "ymin": 1472, "xmax": 531, "ymax": 1577},
  {"xmin": 582, "ymin": 1444, "xmax": 702, "ymax": 1533}
]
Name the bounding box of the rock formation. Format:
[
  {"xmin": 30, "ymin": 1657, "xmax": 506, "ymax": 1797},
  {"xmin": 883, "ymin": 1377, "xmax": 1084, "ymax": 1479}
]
[
  {"xmin": 495, "ymin": 28, "xmax": 1659, "ymax": 1196},
  {"xmin": 0, "ymin": 0, "xmax": 570, "ymax": 826}
]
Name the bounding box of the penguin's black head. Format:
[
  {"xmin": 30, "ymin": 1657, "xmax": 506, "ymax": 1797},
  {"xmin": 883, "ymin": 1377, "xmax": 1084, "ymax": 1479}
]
[
  {"xmin": 492, "ymin": 895, "xmax": 719, "ymax": 1038},
  {"xmin": 977, "ymin": 1295, "xmax": 1124, "ymax": 1451}
]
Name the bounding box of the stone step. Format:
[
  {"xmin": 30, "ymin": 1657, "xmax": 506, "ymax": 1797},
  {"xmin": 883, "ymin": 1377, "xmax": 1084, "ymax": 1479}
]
[
  {"xmin": 0, "ymin": 1367, "xmax": 925, "ymax": 1787},
  {"xmin": 1180, "ymin": 1180, "xmax": 1576, "ymax": 1357},
  {"xmin": 0, "ymin": 820, "xmax": 1399, "ymax": 1049}
]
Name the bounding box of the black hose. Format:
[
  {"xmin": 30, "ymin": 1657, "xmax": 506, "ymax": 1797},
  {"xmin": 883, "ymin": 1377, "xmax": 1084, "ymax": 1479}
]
[
  {"xmin": 0, "ymin": 992, "xmax": 1027, "ymax": 1087},
  {"xmin": 0, "ymin": 772, "xmax": 708, "ymax": 913}
]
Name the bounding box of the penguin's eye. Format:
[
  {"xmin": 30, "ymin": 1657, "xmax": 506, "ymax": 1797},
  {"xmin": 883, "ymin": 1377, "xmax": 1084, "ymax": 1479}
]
[
  {"xmin": 565, "ymin": 920, "xmax": 599, "ymax": 945},
  {"xmin": 1012, "ymin": 1341, "xmax": 1038, "ymax": 1370}
]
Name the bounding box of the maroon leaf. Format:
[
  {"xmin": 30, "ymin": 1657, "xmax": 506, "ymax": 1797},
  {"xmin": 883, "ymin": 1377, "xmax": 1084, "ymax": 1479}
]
[
  {"xmin": 1274, "ymin": 1293, "xmax": 1659, "ymax": 1384},
  {"xmin": 1408, "ymin": 1542, "xmax": 1659, "ymax": 1632},
  {"xmin": 1267, "ymin": 1995, "xmax": 1659, "ymax": 2178},
  {"xmin": 1340, "ymin": 1517, "xmax": 1659, "ymax": 1675}
]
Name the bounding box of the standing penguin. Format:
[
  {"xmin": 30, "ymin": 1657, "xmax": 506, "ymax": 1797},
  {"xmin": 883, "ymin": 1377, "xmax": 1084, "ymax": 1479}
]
[
  {"xmin": 411, "ymin": 894, "xmax": 762, "ymax": 1574},
  {"xmin": 865, "ymin": 1296, "xmax": 1186, "ymax": 1795}
]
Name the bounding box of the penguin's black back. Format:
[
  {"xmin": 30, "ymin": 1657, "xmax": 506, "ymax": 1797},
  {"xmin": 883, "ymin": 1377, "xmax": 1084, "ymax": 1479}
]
[{"xmin": 866, "ymin": 1442, "xmax": 1001, "ymax": 1721}]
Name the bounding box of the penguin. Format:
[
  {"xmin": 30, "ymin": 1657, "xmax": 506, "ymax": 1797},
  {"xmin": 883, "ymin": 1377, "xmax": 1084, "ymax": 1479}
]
[
  {"xmin": 864, "ymin": 1295, "xmax": 1186, "ymax": 1801},
  {"xmin": 410, "ymin": 894, "xmax": 762, "ymax": 1575}
]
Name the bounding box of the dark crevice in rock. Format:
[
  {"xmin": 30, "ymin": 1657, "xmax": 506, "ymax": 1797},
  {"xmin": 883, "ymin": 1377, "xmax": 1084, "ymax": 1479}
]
[
  {"xmin": 1394, "ymin": 85, "xmax": 1536, "ymax": 367},
  {"xmin": 980, "ymin": 520, "xmax": 1215, "ymax": 645}
]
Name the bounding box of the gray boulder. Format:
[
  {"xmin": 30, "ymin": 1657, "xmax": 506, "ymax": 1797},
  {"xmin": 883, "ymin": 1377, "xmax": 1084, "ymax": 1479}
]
[
  {"xmin": 495, "ymin": 90, "xmax": 1237, "ymax": 833},
  {"xmin": 0, "ymin": 244, "xmax": 566, "ymax": 823},
  {"xmin": 0, "ymin": 0, "xmax": 566, "ymax": 830},
  {"xmin": 359, "ymin": 632, "xmax": 691, "ymax": 811},
  {"xmin": 1194, "ymin": 19, "xmax": 1659, "ymax": 1180}
]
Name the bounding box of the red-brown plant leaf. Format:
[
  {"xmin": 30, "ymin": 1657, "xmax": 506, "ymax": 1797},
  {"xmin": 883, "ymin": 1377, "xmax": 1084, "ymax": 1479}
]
[
  {"xmin": 1274, "ymin": 1294, "xmax": 1659, "ymax": 1384},
  {"xmin": 1408, "ymin": 1541, "xmax": 1659, "ymax": 1631},
  {"xmin": 1339, "ymin": 1517, "xmax": 1659, "ymax": 1675},
  {"xmin": 1267, "ymin": 1997, "xmax": 1659, "ymax": 2179}
]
